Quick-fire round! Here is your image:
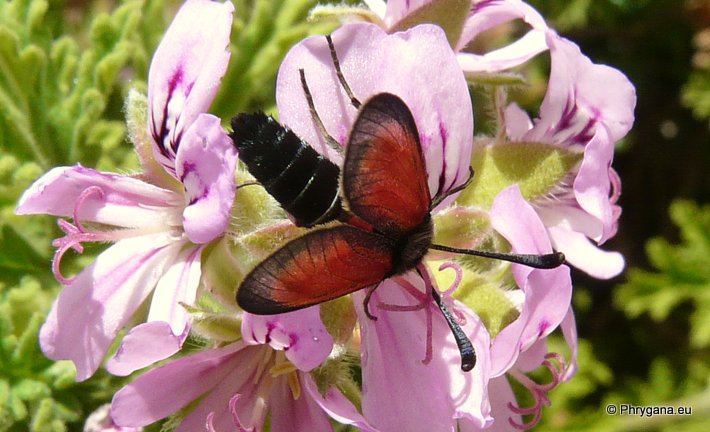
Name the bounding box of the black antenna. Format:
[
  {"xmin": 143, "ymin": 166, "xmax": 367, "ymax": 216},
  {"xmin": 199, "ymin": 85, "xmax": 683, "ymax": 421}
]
[
  {"xmin": 299, "ymin": 69, "xmax": 343, "ymax": 154},
  {"xmin": 429, "ymin": 244, "xmax": 566, "ymax": 269},
  {"xmin": 326, "ymin": 34, "xmax": 361, "ymax": 109},
  {"xmin": 431, "ymin": 288, "xmax": 476, "ymax": 371}
]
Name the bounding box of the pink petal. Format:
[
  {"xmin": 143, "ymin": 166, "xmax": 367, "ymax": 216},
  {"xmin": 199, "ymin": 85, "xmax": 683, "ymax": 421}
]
[
  {"xmin": 105, "ymin": 245, "xmax": 203, "ymax": 376},
  {"xmin": 84, "ymin": 404, "xmax": 141, "ymax": 432},
  {"xmin": 242, "ymin": 307, "xmax": 334, "ymax": 372},
  {"xmin": 276, "ymin": 22, "xmax": 472, "ymax": 206},
  {"xmin": 111, "ymin": 342, "xmax": 246, "ymax": 427},
  {"xmin": 148, "ymin": 0, "xmax": 234, "ymax": 172},
  {"xmin": 456, "ymin": 30, "xmax": 547, "ymax": 73},
  {"xmin": 176, "ymin": 114, "xmax": 237, "ymax": 244},
  {"xmin": 488, "ymin": 265, "xmax": 571, "ymax": 377},
  {"xmin": 15, "ymin": 165, "xmax": 180, "ymax": 228},
  {"xmin": 176, "ymin": 345, "xmax": 269, "ymax": 432},
  {"xmin": 488, "ymin": 186, "xmax": 572, "ymax": 376},
  {"xmin": 147, "ymin": 244, "xmax": 203, "ymax": 333},
  {"xmin": 503, "ymin": 102, "xmax": 533, "ymax": 139},
  {"xmin": 547, "ymin": 225, "xmax": 624, "ymax": 279},
  {"xmin": 269, "ymin": 373, "xmax": 333, "ymax": 432},
  {"xmin": 543, "ymin": 34, "xmax": 636, "ymax": 143},
  {"xmin": 355, "ymin": 276, "xmax": 492, "ymax": 431},
  {"xmin": 456, "ymin": 0, "xmax": 549, "ymax": 70},
  {"xmin": 515, "ymin": 338, "xmax": 548, "ymax": 373},
  {"xmin": 490, "ymin": 185, "xmax": 554, "ymax": 285},
  {"xmin": 302, "ymin": 374, "xmax": 380, "ymax": 432},
  {"xmin": 105, "ymin": 321, "xmax": 183, "ymax": 376},
  {"xmin": 527, "ymin": 34, "xmax": 635, "ymax": 148},
  {"xmin": 40, "ymin": 234, "xmax": 183, "ymax": 381},
  {"xmin": 573, "ymin": 125, "xmax": 617, "ymax": 243},
  {"xmin": 560, "ymin": 307, "xmax": 579, "ymax": 381},
  {"xmin": 473, "ymin": 376, "xmax": 521, "ymax": 432}
]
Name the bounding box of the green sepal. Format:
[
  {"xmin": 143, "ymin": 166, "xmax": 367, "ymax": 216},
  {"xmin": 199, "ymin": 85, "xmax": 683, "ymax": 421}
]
[
  {"xmin": 438, "ymin": 264, "xmax": 519, "ymax": 338},
  {"xmin": 460, "ymin": 141, "xmax": 582, "ymax": 209},
  {"xmin": 465, "ymin": 71, "xmax": 528, "ymax": 87},
  {"xmin": 319, "ymin": 297, "xmax": 357, "ymax": 348},
  {"xmin": 185, "ymin": 300, "xmax": 242, "ymax": 344},
  {"xmin": 390, "ymin": 0, "xmax": 471, "ymax": 48},
  {"xmin": 308, "ymin": 4, "xmax": 385, "ymax": 26},
  {"xmin": 432, "ymin": 205, "xmax": 491, "ymax": 250},
  {"xmin": 201, "ymin": 237, "xmax": 245, "ymax": 311}
]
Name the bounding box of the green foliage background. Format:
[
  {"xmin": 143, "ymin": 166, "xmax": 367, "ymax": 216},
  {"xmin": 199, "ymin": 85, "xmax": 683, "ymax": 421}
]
[{"xmin": 0, "ymin": 0, "xmax": 709, "ymax": 430}]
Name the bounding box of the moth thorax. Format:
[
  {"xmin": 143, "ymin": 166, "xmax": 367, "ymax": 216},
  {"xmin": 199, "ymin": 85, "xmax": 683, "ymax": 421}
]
[{"xmin": 391, "ymin": 216, "xmax": 434, "ymax": 276}]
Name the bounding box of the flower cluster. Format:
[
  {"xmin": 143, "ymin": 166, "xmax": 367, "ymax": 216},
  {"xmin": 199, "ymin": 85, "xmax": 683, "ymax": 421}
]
[{"xmin": 16, "ymin": 0, "xmax": 635, "ymax": 431}]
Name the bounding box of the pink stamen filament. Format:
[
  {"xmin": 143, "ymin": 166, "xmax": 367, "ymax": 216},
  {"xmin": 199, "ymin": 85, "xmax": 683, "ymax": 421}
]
[
  {"xmin": 50, "ymin": 185, "xmax": 173, "ymax": 284},
  {"xmin": 507, "ymin": 352, "xmax": 567, "ymax": 430},
  {"xmin": 378, "ymin": 262, "xmax": 469, "ymax": 367}
]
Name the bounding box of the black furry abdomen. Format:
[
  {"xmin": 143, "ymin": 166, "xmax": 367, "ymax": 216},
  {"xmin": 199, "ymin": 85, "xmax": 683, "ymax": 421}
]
[{"xmin": 230, "ymin": 112, "xmax": 342, "ymax": 227}]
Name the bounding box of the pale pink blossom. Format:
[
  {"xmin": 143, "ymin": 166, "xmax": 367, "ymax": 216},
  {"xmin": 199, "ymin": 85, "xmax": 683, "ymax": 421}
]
[
  {"xmin": 111, "ymin": 308, "xmax": 377, "ymax": 432},
  {"xmin": 15, "ymin": 0, "xmax": 236, "ymax": 380}
]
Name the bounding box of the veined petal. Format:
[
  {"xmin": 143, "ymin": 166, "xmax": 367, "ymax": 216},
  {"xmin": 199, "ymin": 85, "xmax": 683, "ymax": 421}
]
[
  {"xmin": 527, "ymin": 34, "xmax": 636, "ymax": 148},
  {"xmin": 276, "ymin": 22, "xmax": 472, "ymax": 205},
  {"xmin": 15, "ymin": 165, "xmax": 180, "ymax": 228},
  {"xmin": 488, "ymin": 265, "xmax": 571, "ymax": 377},
  {"xmin": 355, "ymin": 276, "xmax": 491, "ymax": 432},
  {"xmin": 302, "ymin": 374, "xmax": 380, "ymax": 432},
  {"xmin": 489, "ymin": 186, "xmax": 572, "ymax": 376},
  {"xmin": 106, "ymin": 244, "xmax": 204, "ymax": 376},
  {"xmin": 543, "ymin": 34, "xmax": 636, "ymax": 143},
  {"xmin": 148, "ymin": 0, "xmax": 234, "ymax": 172},
  {"xmin": 112, "ymin": 342, "xmax": 246, "ymax": 427},
  {"xmin": 269, "ymin": 373, "xmax": 333, "ymax": 432},
  {"xmin": 176, "ymin": 345, "xmax": 270, "ymax": 432},
  {"xmin": 176, "ymin": 114, "xmax": 237, "ymax": 244},
  {"xmin": 40, "ymin": 234, "xmax": 183, "ymax": 381},
  {"xmin": 242, "ymin": 308, "xmax": 334, "ymax": 371}
]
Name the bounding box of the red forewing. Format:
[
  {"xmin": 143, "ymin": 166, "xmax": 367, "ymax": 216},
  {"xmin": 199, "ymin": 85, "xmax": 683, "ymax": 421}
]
[
  {"xmin": 237, "ymin": 225, "xmax": 395, "ymax": 314},
  {"xmin": 343, "ymin": 93, "xmax": 431, "ymax": 238}
]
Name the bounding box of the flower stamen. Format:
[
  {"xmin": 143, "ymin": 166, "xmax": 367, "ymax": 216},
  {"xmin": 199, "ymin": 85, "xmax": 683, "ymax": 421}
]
[{"xmin": 507, "ymin": 352, "xmax": 566, "ymax": 430}]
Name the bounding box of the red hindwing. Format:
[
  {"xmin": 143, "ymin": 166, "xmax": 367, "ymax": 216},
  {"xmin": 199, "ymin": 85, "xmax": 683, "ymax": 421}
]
[
  {"xmin": 237, "ymin": 225, "xmax": 395, "ymax": 314},
  {"xmin": 343, "ymin": 93, "xmax": 431, "ymax": 237}
]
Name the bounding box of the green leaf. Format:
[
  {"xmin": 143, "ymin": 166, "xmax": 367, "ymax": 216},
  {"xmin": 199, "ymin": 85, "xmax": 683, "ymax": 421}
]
[{"xmin": 616, "ymin": 200, "xmax": 710, "ymax": 348}]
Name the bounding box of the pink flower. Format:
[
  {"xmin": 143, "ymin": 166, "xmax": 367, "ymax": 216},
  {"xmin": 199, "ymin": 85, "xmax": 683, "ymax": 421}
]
[
  {"xmin": 84, "ymin": 404, "xmax": 143, "ymax": 432},
  {"xmin": 354, "ymin": 279, "xmax": 493, "ymax": 431},
  {"xmin": 15, "ymin": 0, "xmax": 236, "ymax": 380},
  {"xmin": 276, "ymin": 23, "xmax": 472, "ymax": 205},
  {"xmin": 111, "ymin": 308, "xmax": 377, "ymax": 432},
  {"xmin": 503, "ymin": 33, "xmax": 636, "ymax": 279},
  {"xmin": 349, "ymin": 1, "xmax": 637, "ymax": 279},
  {"xmin": 354, "ymin": 0, "xmax": 552, "ymax": 74},
  {"xmin": 483, "ymin": 185, "xmax": 578, "ymax": 430},
  {"xmin": 276, "ymin": 22, "xmax": 494, "ymax": 430}
]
